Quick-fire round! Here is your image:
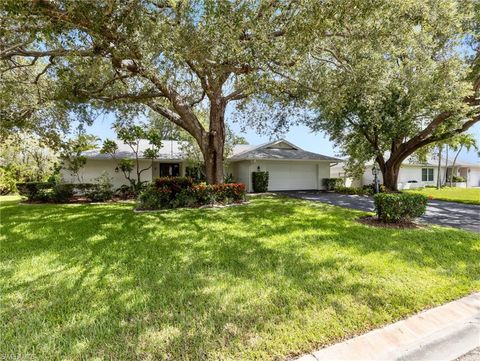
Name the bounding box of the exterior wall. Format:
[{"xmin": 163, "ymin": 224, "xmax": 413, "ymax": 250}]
[
  {"xmin": 465, "ymin": 167, "xmax": 480, "ymax": 187},
  {"xmin": 231, "ymin": 160, "xmax": 331, "ymax": 192},
  {"xmin": 231, "ymin": 161, "xmax": 252, "ymax": 191},
  {"xmin": 61, "ymin": 159, "xmax": 154, "ymax": 189}
]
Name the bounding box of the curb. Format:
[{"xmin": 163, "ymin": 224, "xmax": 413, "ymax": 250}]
[{"xmin": 295, "ymin": 293, "xmax": 480, "ymax": 361}]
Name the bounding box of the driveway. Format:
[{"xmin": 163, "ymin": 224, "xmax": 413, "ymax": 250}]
[{"xmin": 282, "ymin": 191, "xmax": 480, "ymax": 232}]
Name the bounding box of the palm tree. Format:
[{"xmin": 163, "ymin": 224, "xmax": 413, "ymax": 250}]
[{"xmin": 449, "ymin": 134, "xmax": 478, "ymax": 186}]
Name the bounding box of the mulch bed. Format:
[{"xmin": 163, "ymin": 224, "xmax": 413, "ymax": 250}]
[{"xmin": 357, "ymin": 215, "xmax": 424, "ymax": 229}]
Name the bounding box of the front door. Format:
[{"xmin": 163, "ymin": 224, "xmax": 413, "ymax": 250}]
[{"xmin": 159, "ymin": 163, "xmax": 180, "ymax": 177}]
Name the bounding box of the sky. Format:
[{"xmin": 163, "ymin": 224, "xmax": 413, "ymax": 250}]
[{"xmin": 85, "ymin": 109, "xmax": 480, "ymax": 164}]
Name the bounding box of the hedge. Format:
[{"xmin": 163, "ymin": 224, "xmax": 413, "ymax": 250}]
[
  {"xmin": 137, "ymin": 177, "xmax": 246, "ymax": 210},
  {"xmin": 374, "ymin": 193, "xmax": 428, "ymax": 223},
  {"xmin": 252, "ymin": 171, "xmax": 269, "ymax": 193},
  {"xmin": 323, "ymin": 178, "xmax": 343, "ymax": 191},
  {"xmin": 16, "ymin": 181, "xmax": 113, "ymax": 203}
]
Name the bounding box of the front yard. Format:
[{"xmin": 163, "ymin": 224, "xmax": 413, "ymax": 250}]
[
  {"xmin": 1, "ymin": 195, "xmax": 479, "ymax": 360},
  {"xmin": 404, "ymin": 187, "xmax": 480, "ymax": 205}
]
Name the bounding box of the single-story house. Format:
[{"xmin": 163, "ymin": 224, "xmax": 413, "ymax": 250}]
[
  {"xmin": 61, "ymin": 139, "xmax": 342, "ymax": 192},
  {"xmin": 331, "ymin": 156, "xmax": 480, "ymax": 189}
]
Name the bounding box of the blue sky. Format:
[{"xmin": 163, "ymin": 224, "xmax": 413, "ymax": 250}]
[{"xmin": 85, "ymin": 111, "xmax": 480, "ymax": 163}]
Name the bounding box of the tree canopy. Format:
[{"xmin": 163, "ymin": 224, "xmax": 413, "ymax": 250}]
[
  {"xmin": 291, "ymin": 0, "xmax": 479, "ymax": 189},
  {"xmin": 1, "ymin": 0, "xmax": 314, "ymax": 183}
]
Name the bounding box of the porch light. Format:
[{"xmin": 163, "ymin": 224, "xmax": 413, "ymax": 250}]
[
  {"xmin": 114, "ymin": 166, "xmax": 119, "ymax": 173},
  {"xmin": 257, "ymin": 166, "xmax": 261, "ymax": 171},
  {"xmin": 372, "ymin": 164, "xmax": 379, "ymax": 176}
]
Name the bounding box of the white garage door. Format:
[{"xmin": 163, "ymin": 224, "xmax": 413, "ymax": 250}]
[{"xmin": 266, "ymin": 161, "xmax": 317, "ymax": 191}]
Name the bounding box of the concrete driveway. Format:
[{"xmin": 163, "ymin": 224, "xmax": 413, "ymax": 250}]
[{"xmin": 282, "ymin": 191, "xmax": 480, "ymax": 233}]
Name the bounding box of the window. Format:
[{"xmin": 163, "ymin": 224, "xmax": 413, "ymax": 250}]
[{"xmin": 422, "ymin": 168, "xmax": 434, "ymax": 182}]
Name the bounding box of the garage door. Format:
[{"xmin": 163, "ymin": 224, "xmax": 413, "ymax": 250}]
[{"xmin": 266, "ymin": 162, "xmax": 317, "ymax": 191}]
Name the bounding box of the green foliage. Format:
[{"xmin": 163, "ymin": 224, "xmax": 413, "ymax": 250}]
[
  {"xmin": 252, "ymin": 171, "xmax": 269, "ymax": 193},
  {"xmin": 16, "ymin": 181, "xmax": 75, "ymax": 203},
  {"xmin": 0, "ymin": 168, "xmax": 17, "ymax": 195},
  {"xmin": 374, "ymin": 193, "xmax": 428, "ymax": 223},
  {"xmin": 0, "ymin": 133, "xmax": 58, "ymax": 188},
  {"xmin": 322, "ymin": 178, "xmax": 343, "ymax": 191},
  {"xmin": 452, "ymin": 175, "xmax": 466, "ymax": 182},
  {"xmin": 334, "ymin": 186, "xmax": 373, "ymax": 196},
  {"xmin": 101, "ymin": 123, "xmax": 161, "ymax": 193},
  {"xmin": 137, "ymin": 177, "xmax": 246, "ymax": 210},
  {"xmin": 60, "ymin": 133, "xmax": 98, "ymax": 182},
  {"xmin": 86, "ymin": 172, "xmax": 114, "ymax": 202}
]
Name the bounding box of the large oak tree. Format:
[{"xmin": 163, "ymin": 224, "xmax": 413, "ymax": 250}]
[
  {"xmin": 293, "ymin": 0, "xmax": 479, "ymax": 190},
  {"xmin": 0, "ymin": 0, "xmax": 317, "ymax": 184}
]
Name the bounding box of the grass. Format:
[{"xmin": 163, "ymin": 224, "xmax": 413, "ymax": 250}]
[
  {"xmin": 1, "ymin": 195, "xmax": 479, "ymax": 360},
  {"xmin": 404, "ymin": 187, "xmax": 480, "ymax": 205}
]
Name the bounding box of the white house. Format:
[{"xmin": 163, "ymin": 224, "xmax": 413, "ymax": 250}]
[
  {"xmin": 331, "ymin": 156, "xmax": 480, "ymax": 189},
  {"xmin": 61, "ymin": 139, "xmax": 342, "ymax": 192}
]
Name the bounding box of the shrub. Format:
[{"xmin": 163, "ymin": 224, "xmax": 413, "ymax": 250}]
[
  {"xmin": 51, "ymin": 183, "xmax": 75, "ymax": 202},
  {"xmin": 137, "ymin": 181, "xmax": 247, "ymax": 210},
  {"xmin": 323, "ymin": 178, "xmax": 343, "ymax": 191},
  {"xmin": 213, "ymin": 183, "xmax": 246, "ymax": 203},
  {"xmin": 335, "ymin": 185, "xmax": 373, "ymax": 195},
  {"xmin": 252, "ymin": 171, "xmax": 269, "ymax": 193},
  {"xmin": 137, "ymin": 184, "xmax": 173, "ymax": 210},
  {"xmin": 374, "ymin": 193, "xmax": 428, "ymax": 223},
  {"xmin": 115, "ymin": 185, "xmax": 136, "ymax": 200},
  {"xmin": 86, "ymin": 172, "xmax": 114, "ymax": 202},
  {"xmin": 452, "ymin": 175, "xmax": 466, "ymax": 182},
  {"xmin": 16, "ymin": 182, "xmax": 53, "ymax": 201},
  {"xmin": 155, "ymin": 177, "xmax": 193, "ymax": 193},
  {"xmin": 0, "ymin": 168, "xmax": 17, "ymax": 195}
]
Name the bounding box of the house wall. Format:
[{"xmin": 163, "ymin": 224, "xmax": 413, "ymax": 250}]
[
  {"xmin": 466, "ymin": 167, "xmax": 480, "ymax": 187},
  {"xmin": 61, "ymin": 159, "xmax": 154, "ymax": 189}
]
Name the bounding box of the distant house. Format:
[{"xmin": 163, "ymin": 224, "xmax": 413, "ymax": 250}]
[
  {"xmin": 61, "ymin": 139, "xmax": 342, "ymax": 192},
  {"xmin": 331, "ymin": 156, "xmax": 480, "ymax": 189}
]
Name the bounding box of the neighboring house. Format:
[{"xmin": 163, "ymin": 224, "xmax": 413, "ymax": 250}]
[
  {"xmin": 61, "ymin": 139, "xmax": 342, "ymax": 192},
  {"xmin": 331, "ymin": 156, "xmax": 480, "ymax": 189}
]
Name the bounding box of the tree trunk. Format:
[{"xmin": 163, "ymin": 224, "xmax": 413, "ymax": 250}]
[
  {"xmin": 202, "ymin": 98, "xmax": 226, "ymax": 184},
  {"xmin": 444, "ymin": 146, "xmax": 449, "ymax": 186},
  {"xmin": 381, "ymin": 160, "xmax": 402, "ymax": 191},
  {"xmin": 450, "ymin": 146, "xmax": 463, "ymax": 186},
  {"xmin": 436, "ymin": 145, "xmax": 442, "ymax": 189}
]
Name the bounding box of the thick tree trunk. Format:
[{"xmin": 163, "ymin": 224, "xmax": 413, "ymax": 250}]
[
  {"xmin": 202, "ymin": 98, "xmax": 226, "ymax": 184},
  {"xmin": 382, "ymin": 160, "xmax": 402, "ymax": 191}
]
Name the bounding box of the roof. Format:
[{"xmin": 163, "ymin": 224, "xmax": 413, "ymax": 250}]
[
  {"xmin": 229, "ymin": 139, "xmax": 342, "ymax": 162},
  {"xmin": 83, "ymin": 140, "xmax": 187, "ymax": 160},
  {"xmin": 83, "ymin": 139, "xmax": 342, "ymax": 163},
  {"xmin": 333, "ymin": 154, "xmax": 480, "ymax": 169}
]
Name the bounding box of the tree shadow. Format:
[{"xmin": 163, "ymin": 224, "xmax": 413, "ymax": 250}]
[{"xmin": 1, "ymin": 196, "xmax": 479, "ymax": 360}]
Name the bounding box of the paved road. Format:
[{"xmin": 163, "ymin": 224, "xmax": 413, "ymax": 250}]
[{"xmin": 282, "ymin": 191, "xmax": 480, "ymax": 233}]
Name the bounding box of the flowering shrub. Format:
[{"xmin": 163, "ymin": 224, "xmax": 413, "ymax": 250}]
[{"xmin": 137, "ymin": 177, "xmax": 246, "ymax": 210}]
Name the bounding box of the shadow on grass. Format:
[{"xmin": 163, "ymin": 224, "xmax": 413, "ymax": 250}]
[{"xmin": 1, "ymin": 196, "xmax": 479, "ymax": 360}]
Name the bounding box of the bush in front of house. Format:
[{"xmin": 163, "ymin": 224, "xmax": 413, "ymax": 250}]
[
  {"xmin": 452, "ymin": 175, "xmax": 466, "ymax": 182},
  {"xmin": 85, "ymin": 172, "xmax": 114, "ymax": 202},
  {"xmin": 137, "ymin": 177, "xmax": 246, "ymax": 210},
  {"xmin": 323, "ymin": 178, "xmax": 343, "ymax": 191},
  {"xmin": 334, "ymin": 185, "xmax": 374, "ymax": 196},
  {"xmin": 16, "ymin": 181, "xmax": 75, "ymax": 202},
  {"xmin": 374, "ymin": 193, "xmax": 428, "ymax": 223},
  {"xmin": 252, "ymin": 171, "xmax": 269, "ymax": 193}
]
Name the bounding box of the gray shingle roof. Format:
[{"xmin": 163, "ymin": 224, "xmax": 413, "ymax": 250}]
[
  {"xmin": 229, "ymin": 140, "xmax": 342, "ymax": 162},
  {"xmin": 83, "ymin": 138, "xmax": 342, "ymax": 162}
]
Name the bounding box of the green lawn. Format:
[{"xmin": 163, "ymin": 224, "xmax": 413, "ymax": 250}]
[
  {"xmin": 1, "ymin": 195, "xmax": 479, "ymax": 360},
  {"xmin": 404, "ymin": 187, "xmax": 480, "ymax": 205}
]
